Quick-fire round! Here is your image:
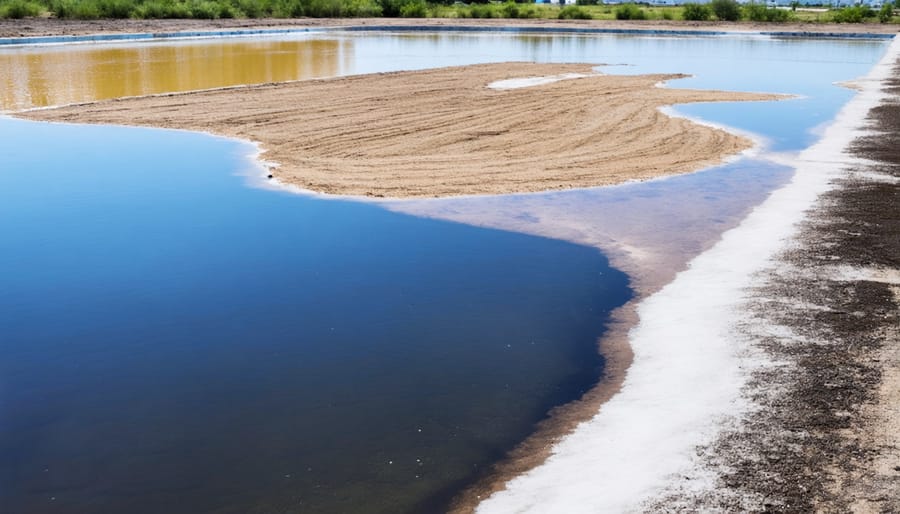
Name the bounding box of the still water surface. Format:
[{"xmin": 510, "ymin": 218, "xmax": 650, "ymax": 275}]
[
  {"xmin": 0, "ymin": 31, "xmax": 890, "ymax": 513},
  {"xmin": 0, "ymin": 118, "xmax": 629, "ymax": 513}
]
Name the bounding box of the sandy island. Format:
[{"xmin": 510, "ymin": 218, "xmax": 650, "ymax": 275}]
[{"xmin": 18, "ymin": 62, "xmax": 782, "ymax": 198}]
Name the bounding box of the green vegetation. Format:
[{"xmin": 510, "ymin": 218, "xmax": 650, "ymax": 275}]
[
  {"xmin": 558, "ymin": 3, "xmax": 589, "ymax": 18},
  {"xmin": 0, "ymin": 0, "xmax": 385, "ymax": 18},
  {"xmin": 878, "ymin": 1, "xmax": 893, "ymax": 22},
  {"xmin": 710, "ymin": 0, "xmax": 740, "ymax": 20},
  {"xmin": 398, "ymin": 0, "xmax": 425, "ymax": 16},
  {"xmin": 446, "ymin": 1, "xmax": 544, "ymax": 18},
  {"xmin": 0, "ymin": 0, "xmax": 44, "ymax": 17},
  {"xmin": 614, "ymin": 2, "xmax": 645, "ymax": 20},
  {"xmin": 743, "ymin": 1, "xmax": 793, "ymax": 21},
  {"xmin": 0, "ymin": 0, "xmax": 895, "ymax": 23},
  {"xmin": 831, "ymin": 4, "xmax": 873, "ymax": 22},
  {"xmin": 681, "ymin": 2, "xmax": 710, "ymax": 20}
]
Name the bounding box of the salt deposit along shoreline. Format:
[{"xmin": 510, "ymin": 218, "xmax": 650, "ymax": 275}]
[{"xmin": 471, "ymin": 36, "xmax": 900, "ymax": 514}]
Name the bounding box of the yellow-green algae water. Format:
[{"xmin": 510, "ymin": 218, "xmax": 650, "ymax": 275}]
[{"xmin": 0, "ymin": 38, "xmax": 351, "ymax": 110}]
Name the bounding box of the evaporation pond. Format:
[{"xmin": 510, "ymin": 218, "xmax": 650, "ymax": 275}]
[{"xmin": 0, "ymin": 30, "xmax": 890, "ymax": 514}]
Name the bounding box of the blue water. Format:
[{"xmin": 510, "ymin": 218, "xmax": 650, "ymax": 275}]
[
  {"xmin": 0, "ymin": 32, "xmax": 891, "ymax": 514},
  {"xmin": 0, "ymin": 118, "xmax": 629, "ymax": 513}
]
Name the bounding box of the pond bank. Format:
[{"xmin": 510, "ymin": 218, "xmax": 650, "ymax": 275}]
[
  {"xmin": 2, "ymin": 17, "xmax": 898, "ymax": 41},
  {"xmin": 652, "ymin": 55, "xmax": 900, "ymax": 513}
]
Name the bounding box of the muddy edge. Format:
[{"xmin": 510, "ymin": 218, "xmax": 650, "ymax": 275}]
[
  {"xmin": 441, "ymin": 303, "xmax": 637, "ymax": 514},
  {"xmin": 646, "ymin": 62, "xmax": 900, "ymax": 512}
]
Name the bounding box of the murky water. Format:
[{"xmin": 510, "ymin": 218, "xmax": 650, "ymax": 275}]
[
  {"xmin": 0, "ymin": 38, "xmax": 354, "ymax": 110},
  {"xmin": 0, "ymin": 30, "xmax": 890, "ymax": 514}
]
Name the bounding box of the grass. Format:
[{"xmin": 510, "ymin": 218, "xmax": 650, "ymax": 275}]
[
  {"xmin": 0, "ymin": 0, "xmax": 44, "ymax": 17},
  {"xmin": 0, "ymin": 0, "xmax": 895, "ymax": 23}
]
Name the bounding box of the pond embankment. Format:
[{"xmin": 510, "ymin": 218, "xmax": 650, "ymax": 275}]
[
  {"xmin": 2, "ymin": 17, "xmax": 899, "ymax": 40},
  {"xmin": 654, "ymin": 57, "xmax": 900, "ymax": 513}
]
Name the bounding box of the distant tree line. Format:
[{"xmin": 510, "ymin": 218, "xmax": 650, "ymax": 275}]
[{"xmin": 0, "ymin": 0, "xmax": 894, "ymax": 22}]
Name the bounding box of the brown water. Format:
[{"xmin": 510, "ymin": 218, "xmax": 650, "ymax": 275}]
[{"xmin": 0, "ymin": 38, "xmax": 352, "ymax": 111}]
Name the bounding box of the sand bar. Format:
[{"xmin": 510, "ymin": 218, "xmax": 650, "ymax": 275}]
[{"xmin": 18, "ymin": 62, "xmax": 782, "ymax": 198}]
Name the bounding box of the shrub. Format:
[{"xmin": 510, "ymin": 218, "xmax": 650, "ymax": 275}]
[
  {"xmin": 0, "ymin": 0, "xmax": 44, "ymax": 18},
  {"xmin": 682, "ymin": 2, "xmax": 711, "ymax": 20},
  {"xmin": 304, "ymin": 0, "xmax": 343, "ymax": 16},
  {"xmin": 878, "ymin": 1, "xmax": 893, "ymax": 22},
  {"xmin": 344, "ymin": 0, "xmax": 381, "ymax": 16},
  {"xmin": 614, "ymin": 3, "xmax": 645, "ymax": 19},
  {"xmin": 661, "ymin": 9, "xmax": 672, "ymax": 19},
  {"xmin": 710, "ymin": 0, "xmax": 740, "ymax": 20},
  {"xmin": 133, "ymin": 0, "xmax": 192, "ymax": 18},
  {"xmin": 559, "ymin": 4, "xmax": 591, "ymax": 18},
  {"xmin": 831, "ymin": 4, "xmax": 873, "ymax": 22},
  {"xmin": 768, "ymin": 6, "xmax": 793, "ymax": 21},
  {"xmin": 235, "ymin": 0, "xmax": 268, "ymax": 17},
  {"xmin": 52, "ymin": 0, "xmax": 101, "ymax": 18},
  {"xmin": 744, "ymin": 2, "xmax": 793, "ymax": 21},
  {"xmin": 217, "ymin": 2, "xmax": 239, "ymax": 17},
  {"xmin": 97, "ymin": 0, "xmax": 135, "ymax": 17},
  {"xmin": 468, "ymin": 3, "xmax": 496, "ymax": 17},
  {"xmin": 189, "ymin": 0, "xmax": 220, "ymax": 18},
  {"xmin": 576, "ymin": 0, "xmax": 600, "ymax": 5},
  {"xmin": 378, "ymin": 0, "xmax": 427, "ymax": 16},
  {"xmin": 498, "ymin": 1, "xmax": 535, "ymax": 18},
  {"xmin": 398, "ymin": 0, "xmax": 426, "ymax": 16},
  {"xmin": 501, "ymin": 0, "xmax": 518, "ymax": 17}
]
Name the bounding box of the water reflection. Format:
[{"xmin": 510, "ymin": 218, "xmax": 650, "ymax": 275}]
[
  {"xmin": 387, "ymin": 158, "xmax": 794, "ymax": 294},
  {"xmin": 0, "ymin": 117, "xmax": 629, "ymax": 514},
  {"xmin": 2, "ymin": 31, "xmax": 884, "ymax": 286},
  {"xmin": 0, "ymin": 39, "xmax": 352, "ymax": 111}
]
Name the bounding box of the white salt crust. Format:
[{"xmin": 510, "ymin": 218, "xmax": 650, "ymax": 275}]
[{"xmin": 475, "ymin": 36, "xmax": 900, "ymax": 514}]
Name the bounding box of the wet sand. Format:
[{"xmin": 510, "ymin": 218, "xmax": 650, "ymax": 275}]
[{"xmin": 17, "ymin": 62, "xmax": 781, "ymax": 198}]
